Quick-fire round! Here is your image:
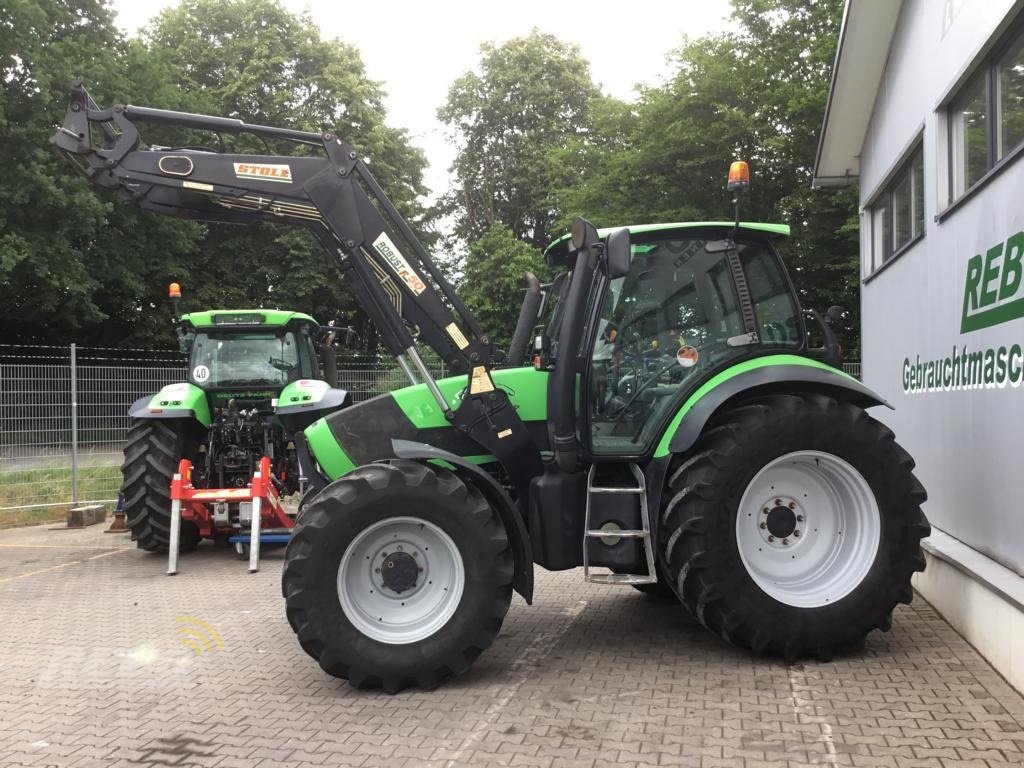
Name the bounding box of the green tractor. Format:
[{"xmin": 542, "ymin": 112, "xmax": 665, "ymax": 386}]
[
  {"xmin": 120, "ymin": 293, "xmax": 351, "ymax": 552},
  {"xmin": 57, "ymin": 84, "xmax": 928, "ymax": 692}
]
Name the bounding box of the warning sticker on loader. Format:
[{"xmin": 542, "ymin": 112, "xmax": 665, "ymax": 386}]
[
  {"xmin": 469, "ymin": 366, "xmax": 495, "ymax": 394},
  {"xmin": 446, "ymin": 322, "xmax": 470, "ymax": 350},
  {"xmin": 372, "ymin": 232, "xmax": 427, "ymax": 295}
]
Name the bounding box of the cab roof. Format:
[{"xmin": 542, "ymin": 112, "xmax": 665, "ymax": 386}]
[
  {"xmin": 181, "ymin": 309, "xmax": 318, "ymax": 329},
  {"xmin": 543, "ymin": 221, "xmax": 790, "ymax": 262}
]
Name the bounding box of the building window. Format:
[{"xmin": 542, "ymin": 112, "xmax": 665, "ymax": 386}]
[
  {"xmin": 870, "ymin": 144, "xmax": 925, "ymax": 271},
  {"xmin": 949, "ymin": 21, "xmax": 1024, "ymax": 199}
]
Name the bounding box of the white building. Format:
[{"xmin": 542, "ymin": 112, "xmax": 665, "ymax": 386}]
[{"xmin": 814, "ymin": 0, "xmax": 1024, "ymax": 690}]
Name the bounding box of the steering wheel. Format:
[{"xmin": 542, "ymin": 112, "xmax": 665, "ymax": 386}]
[
  {"xmin": 604, "ymin": 338, "xmax": 731, "ymax": 425},
  {"xmin": 269, "ymin": 356, "xmax": 296, "ymax": 373}
]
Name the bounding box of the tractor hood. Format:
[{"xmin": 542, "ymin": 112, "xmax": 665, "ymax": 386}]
[{"xmin": 304, "ymin": 367, "xmax": 549, "ymax": 480}]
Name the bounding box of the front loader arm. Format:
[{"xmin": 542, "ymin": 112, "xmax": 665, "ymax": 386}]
[
  {"xmin": 52, "ymin": 81, "xmax": 485, "ymax": 374},
  {"xmin": 52, "ymin": 81, "xmax": 544, "ymax": 496}
]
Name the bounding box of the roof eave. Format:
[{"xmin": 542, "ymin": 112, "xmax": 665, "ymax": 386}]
[{"xmin": 812, "ymin": 0, "xmax": 904, "ymax": 188}]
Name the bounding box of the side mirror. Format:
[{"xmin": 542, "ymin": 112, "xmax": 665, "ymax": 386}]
[
  {"xmin": 570, "ymin": 217, "xmax": 599, "ymax": 252},
  {"xmin": 604, "ymin": 227, "xmax": 632, "ymax": 279},
  {"xmin": 177, "ymin": 329, "xmax": 194, "ymax": 355},
  {"xmin": 319, "ymin": 322, "xmax": 357, "ymax": 345},
  {"xmin": 825, "ymin": 305, "xmax": 845, "ymax": 325}
]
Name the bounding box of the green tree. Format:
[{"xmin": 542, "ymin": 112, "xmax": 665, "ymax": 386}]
[
  {"xmin": 547, "ymin": 94, "xmax": 642, "ymax": 229},
  {"xmin": 146, "ymin": 0, "xmax": 427, "ymax": 217},
  {"xmin": 550, "ymin": 0, "xmax": 861, "ymax": 350},
  {"xmin": 460, "ymin": 224, "xmax": 549, "ymax": 349},
  {"xmin": 1, "ymin": 0, "xmax": 433, "ymax": 348},
  {"xmin": 439, "ymin": 30, "xmax": 599, "ymax": 250},
  {"xmin": 730, "ymin": 0, "xmax": 861, "ymax": 352},
  {"xmin": 0, "ymin": 0, "xmax": 203, "ymax": 345},
  {"xmin": 142, "ymin": 0, "xmax": 431, "ymax": 348}
]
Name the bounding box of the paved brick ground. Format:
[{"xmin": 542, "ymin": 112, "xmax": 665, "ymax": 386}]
[{"xmin": 1, "ymin": 523, "xmax": 1023, "ymax": 768}]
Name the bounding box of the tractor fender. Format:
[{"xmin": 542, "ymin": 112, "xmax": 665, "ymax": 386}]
[
  {"xmin": 391, "ymin": 438, "xmax": 534, "ymax": 605},
  {"xmin": 276, "ymin": 383, "xmax": 352, "ymax": 432},
  {"xmin": 128, "ymin": 382, "xmax": 211, "ymax": 427},
  {"xmin": 276, "ymin": 380, "xmax": 351, "ymax": 414},
  {"xmin": 659, "ymin": 361, "xmax": 891, "ymax": 457}
]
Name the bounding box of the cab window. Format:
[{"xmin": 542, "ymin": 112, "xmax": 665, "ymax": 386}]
[
  {"xmin": 740, "ymin": 243, "xmax": 801, "ymax": 347},
  {"xmin": 189, "ymin": 331, "xmax": 300, "ymax": 387}
]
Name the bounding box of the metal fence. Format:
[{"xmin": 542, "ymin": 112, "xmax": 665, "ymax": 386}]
[
  {"xmin": 0, "ymin": 344, "xmax": 861, "ymax": 517},
  {"xmin": 0, "ymin": 344, "xmax": 445, "ymax": 516}
]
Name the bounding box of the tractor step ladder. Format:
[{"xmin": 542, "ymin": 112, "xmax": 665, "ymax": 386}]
[
  {"xmin": 583, "ymin": 462, "xmax": 657, "ymax": 585},
  {"xmin": 167, "ymin": 456, "xmax": 284, "ymax": 576}
]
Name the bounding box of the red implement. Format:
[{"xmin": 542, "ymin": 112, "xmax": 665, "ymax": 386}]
[
  {"xmin": 167, "ymin": 456, "xmax": 293, "ymax": 575},
  {"xmin": 169, "ymin": 456, "xmax": 293, "ymax": 538}
]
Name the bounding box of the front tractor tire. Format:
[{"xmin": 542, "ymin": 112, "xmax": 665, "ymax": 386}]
[
  {"xmin": 120, "ymin": 420, "xmax": 201, "ymax": 553},
  {"xmin": 661, "ymin": 393, "xmax": 929, "ymax": 660},
  {"xmin": 282, "ymin": 460, "xmax": 513, "ymax": 693}
]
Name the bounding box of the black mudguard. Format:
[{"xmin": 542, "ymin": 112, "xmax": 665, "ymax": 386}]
[
  {"xmin": 295, "ymin": 431, "xmax": 331, "ymax": 499},
  {"xmin": 391, "ymin": 438, "xmax": 534, "ymax": 605},
  {"xmin": 667, "ymin": 364, "xmax": 892, "ymax": 455}
]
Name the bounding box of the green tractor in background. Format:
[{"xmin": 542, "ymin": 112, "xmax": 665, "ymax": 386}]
[{"xmin": 120, "ymin": 285, "xmax": 351, "ymax": 552}]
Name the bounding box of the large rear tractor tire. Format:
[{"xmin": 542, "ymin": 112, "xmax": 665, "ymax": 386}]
[
  {"xmin": 660, "ymin": 393, "xmax": 929, "ymax": 660},
  {"xmin": 120, "ymin": 420, "xmax": 201, "ymax": 553},
  {"xmin": 282, "ymin": 460, "xmax": 513, "ymax": 693}
]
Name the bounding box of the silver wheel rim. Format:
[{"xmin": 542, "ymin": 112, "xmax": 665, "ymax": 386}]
[
  {"xmin": 337, "ymin": 516, "xmax": 465, "ymax": 644},
  {"xmin": 736, "ymin": 450, "xmax": 880, "ymax": 608}
]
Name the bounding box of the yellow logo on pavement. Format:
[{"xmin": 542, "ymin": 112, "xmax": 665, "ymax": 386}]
[{"xmin": 175, "ymin": 616, "xmax": 224, "ymax": 655}]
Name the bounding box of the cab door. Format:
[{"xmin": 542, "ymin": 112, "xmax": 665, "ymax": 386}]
[{"xmin": 585, "ymin": 231, "xmax": 803, "ymax": 458}]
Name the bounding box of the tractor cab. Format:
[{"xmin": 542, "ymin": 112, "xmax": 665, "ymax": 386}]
[
  {"xmin": 541, "ymin": 222, "xmax": 805, "ymax": 457},
  {"xmin": 180, "ymin": 310, "xmax": 321, "ymax": 405}
]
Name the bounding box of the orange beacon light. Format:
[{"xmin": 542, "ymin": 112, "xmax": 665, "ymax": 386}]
[{"xmin": 727, "ymin": 160, "xmax": 750, "ymax": 191}]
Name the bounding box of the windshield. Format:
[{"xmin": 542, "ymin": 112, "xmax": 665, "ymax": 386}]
[{"xmin": 189, "ymin": 331, "xmax": 300, "ymax": 388}]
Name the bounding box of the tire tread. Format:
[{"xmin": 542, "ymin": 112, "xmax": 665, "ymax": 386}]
[{"xmin": 119, "ymin": 420, "xmax": 198, "ymax": 552}]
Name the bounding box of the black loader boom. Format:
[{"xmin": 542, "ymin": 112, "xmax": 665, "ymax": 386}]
[{"xmin": 53, "ymin": 80, "xmax": 543, "ymax": 491}]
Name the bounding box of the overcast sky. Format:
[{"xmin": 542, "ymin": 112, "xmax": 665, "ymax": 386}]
[{"xmin": 108, "ymin": 0, "xmax": 736, "ymax": 198}]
